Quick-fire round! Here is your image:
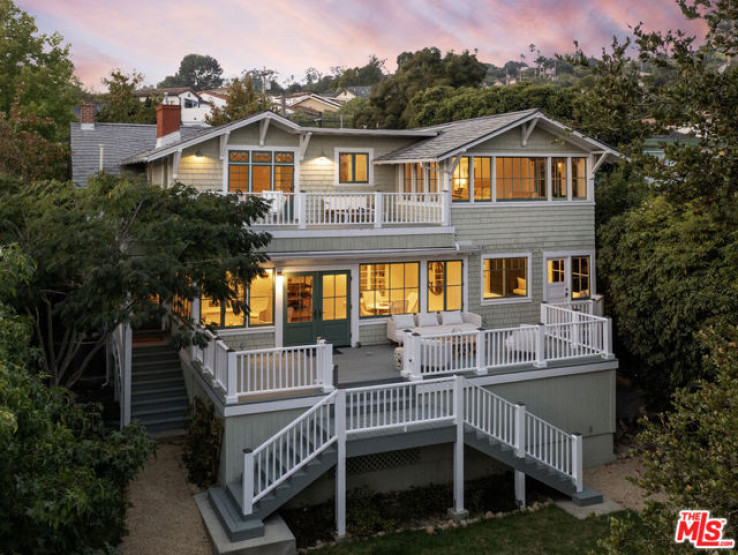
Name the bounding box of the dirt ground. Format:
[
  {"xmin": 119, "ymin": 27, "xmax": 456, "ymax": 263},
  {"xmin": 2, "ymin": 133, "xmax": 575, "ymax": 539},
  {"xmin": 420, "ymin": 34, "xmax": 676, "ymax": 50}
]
[{"xmin": 124, "ymin": 437, "xmax": 211, "ymax": 555}]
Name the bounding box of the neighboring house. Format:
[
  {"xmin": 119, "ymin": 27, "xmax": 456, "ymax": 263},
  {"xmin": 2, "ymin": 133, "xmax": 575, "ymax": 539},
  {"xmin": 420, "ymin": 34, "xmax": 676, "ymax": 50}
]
[
  {"xmin": 134, "ymin": 87, "xmax": 213, "ymax": 125},
  {"xmin": 642, "ymin": 131, "xmax": 698, "ymax": 160},
  {"xmin": 81, "ymin": 105, "xmax": 620, "ymax": 544},
  {"xmin": 332, "ymin": 85, "xmax": 373, "ymax": 103}
]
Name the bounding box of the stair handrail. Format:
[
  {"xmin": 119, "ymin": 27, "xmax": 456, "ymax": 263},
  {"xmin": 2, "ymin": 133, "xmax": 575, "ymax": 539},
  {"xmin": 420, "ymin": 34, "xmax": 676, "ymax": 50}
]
[
  {"xmin": 524, "ymin": 411, "xmax": 577, "ymax": 481},
  {"xmin": 462, "ymin": 380, "xmax": 518, "ymax": 448},
  {"xmin": 242, "ymin": 390, "xmax": 338, "ymax": 514}
]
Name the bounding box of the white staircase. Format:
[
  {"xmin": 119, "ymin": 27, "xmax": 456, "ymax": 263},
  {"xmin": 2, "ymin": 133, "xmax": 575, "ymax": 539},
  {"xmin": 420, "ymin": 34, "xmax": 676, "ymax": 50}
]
[{"xmin": 209, "ymin": 376, "xmax": 601, "ymax": 541}]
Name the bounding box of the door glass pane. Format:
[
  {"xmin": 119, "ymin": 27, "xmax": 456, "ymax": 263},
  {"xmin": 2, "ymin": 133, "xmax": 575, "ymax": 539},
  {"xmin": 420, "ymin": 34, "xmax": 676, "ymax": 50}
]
[
  {"xmin": 547, "ymin": 259, "xmax": 565, "ymax": 283},
  {"xmin": 287, "ymin": 276, "xmax": 312, "ymax": 323},
  {"xmin": 572, "ymin": 256, "xmax": 590, "ymax": 299},
  {"xmin": 322, "ymin": 274, "xmax": 347, "ymax": 321}
]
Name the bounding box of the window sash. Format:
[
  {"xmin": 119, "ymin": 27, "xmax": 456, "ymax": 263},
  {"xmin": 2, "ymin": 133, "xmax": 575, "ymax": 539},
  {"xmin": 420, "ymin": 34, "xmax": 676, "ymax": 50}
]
[
  {"xmin": 483, "ymin": 257, "xmax": 528, "ymax": 299},
  {"xmin": 359, "ymin": 262, "xmax": 419, "ymax": 318},
  {"xmin": 339, "ymin": 153, "xmax": 369, "ymax": 183},
  {"xmin": 428, "ymin": 260, "xmax": 463, "ymax": 311}
]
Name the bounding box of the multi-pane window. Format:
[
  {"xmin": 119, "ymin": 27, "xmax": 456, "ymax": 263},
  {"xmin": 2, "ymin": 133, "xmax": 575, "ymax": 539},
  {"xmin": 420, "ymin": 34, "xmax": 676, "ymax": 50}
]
[
  {"xmin": 474, "ymin": 157, "xmax": 492, "ymax": 201},
  {"xmin": 496, "ymin": 157, "xmax": 547, "ymax": 200},
  {"xmin": 552, "ymin": 158, "xmax": 566, "ymax": 199},
  {"xmin": 428, "ymin": 261, "xmax": 463, "ymax": 311},
  {"xmin": 228, "ymin": 150, "xmax": 294, "ymax": 194},
  {"xmin": 201, "ymin": 271, "xmax": 274, "ymax": 329},
  {"xmin": 548, "ymin": 259, "xmax": 565, "ymax": 284},
  {"xmin": 339, "ymin": 152, "xmax": 369, "ymax": 183},
  {"xmin": 571, "ymin": 256, "xmax": 590, "ymax": 299},
  {"xmin": 360, "ymin": 263, "xmax": 419, "ymax": 318},
  {"xmin": 402, "ymin": 162, "xmax": 439, "ymax": 194},
  {"xmin": 427, "ymin": 162, "xmax": 439, "ymax": 193},
  {"xmin": 452, "ymin": 157, "xmax": 470, "ymax": 201},
  {"xmin": 572, "ymin": 158, "xmax": 587, "ymax": 199},
  {"xmin": 483, "ymin": 257, "xmax": 528, "ymax": 300}
]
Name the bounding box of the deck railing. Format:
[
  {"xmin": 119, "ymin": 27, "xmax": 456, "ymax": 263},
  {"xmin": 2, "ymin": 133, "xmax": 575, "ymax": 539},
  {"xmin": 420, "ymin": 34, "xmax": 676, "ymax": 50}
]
[
  {"xmin": 191, "ymin": 334, "xmax": 334, "ymax": 404},
  {"xmin": 402, "ymin": 305, "xmax": 613, "ymax": 380},
  {"xmin": 111, "ymin": 322, "xmax": 132, "ymax": 428},
  {"xmin": 242, "ymin": 191, "xmax": 446, "ymax": 228}
]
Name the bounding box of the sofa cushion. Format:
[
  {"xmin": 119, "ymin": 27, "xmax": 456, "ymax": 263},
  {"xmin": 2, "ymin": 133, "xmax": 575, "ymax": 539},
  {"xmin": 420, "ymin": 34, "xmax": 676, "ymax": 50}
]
[
  {"xmin": 392, "ymin": 314, "xmax": 416, "ymax": 329},
  {"xmin": 441, "ymin": 311, "xmax": 464, "ymax": 325},
  {"xmin": 417, "ymin": 312, "xmax": 438, "ymax": 327}
]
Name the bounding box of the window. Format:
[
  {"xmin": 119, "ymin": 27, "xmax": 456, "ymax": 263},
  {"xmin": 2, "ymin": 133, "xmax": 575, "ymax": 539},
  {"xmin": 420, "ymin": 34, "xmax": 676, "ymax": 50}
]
[
  {"xmin": 228, "ymin": 150, "xmax": 294, "ymax": 194},
  {"xmin": 402, "ymin": 162, "xmax": 439, "ymax": 194},
  {"xmin": 552, "ymin": 158, "xmax": 566, "ymax": 199},
  {"xmin": 339, "ymin": 152, "xmax": 369, "ymax": 183},
  {"xmin": 496, "ymin": 157, "xmax": 547, "ymax": 200},
  {"xmin": 452, "ymin": 157, "xmax": 470, "ymax": 201},
  {"xmin": 474, "ymin": 157, "xmax": 492, "ymax": 201},
  {"xmin": 571, "ymin": 256, "xmax": 590, "ymax": 299},
  {"xmin": 201, "ymin": 271, "xmax": 274, "ymax": 329},
  {"xmin": 360, "ymin": 263, "xmax": 419, "ymax": 318},
  {"xmin": 572, "ymin": 158, "xmax": 587, "ymax": 199},
  {"xmin": 548, "ymin": 259, "xmax": 565, "ymax": 284},
  {"xmin": 483, "ymin": 257, "xmax": 528, "ymax": 300},
  {"xmin": 428, "ymin": 162, "xmax": 439, "ymax": 193},
  {"xmin": 248, "ymin": 270, "xmax": 274, "ymax": 326},
  {"xmin": 428, "ymin": 261, "xmax": 462, "ymax": 312}
]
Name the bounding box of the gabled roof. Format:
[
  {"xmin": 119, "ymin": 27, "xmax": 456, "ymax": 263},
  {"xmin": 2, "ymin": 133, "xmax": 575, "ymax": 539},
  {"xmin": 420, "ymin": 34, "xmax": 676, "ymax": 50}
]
[
  {"xmin": 374, "ymin": 109, "xmax": 619, "ymax": 164},
  {"xmin": 70, "ymin": 122, "xmax": 202, "ymax": 186},
  {"xmin": 133, "ymin": 87, "xmax": 198, "ymax": 98}
]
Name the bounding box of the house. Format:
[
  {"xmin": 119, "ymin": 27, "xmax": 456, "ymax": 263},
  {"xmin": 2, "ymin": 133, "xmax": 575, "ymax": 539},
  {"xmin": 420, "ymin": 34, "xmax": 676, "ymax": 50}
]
[
  {"xmin": 81, "ymin": 104, "xmax": 620, "ymax": 545},
  {"xmin": 332, "ymin": 85, "xmax": 373, "ymax": 103},
  {"xmin": 134, "ymin": 87, "xmax": 214, "ymax": 125}
]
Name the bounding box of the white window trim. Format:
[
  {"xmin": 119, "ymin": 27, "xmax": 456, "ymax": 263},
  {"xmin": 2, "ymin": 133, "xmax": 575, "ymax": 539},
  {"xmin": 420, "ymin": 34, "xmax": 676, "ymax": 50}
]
[
  {"xmin": 541, "ymin": 250, "xmax": 596, "ymax": 302},
  {"xmin": 222, "ymin": 145, "xmax": 301, "ymax": 194},
  {"xmin": 334, "ymin": 147, "xmax": 374, "ymax": 188},
  {"xmin": 480, "ymin": 253, "xmax": 533, "ymax": 306}
]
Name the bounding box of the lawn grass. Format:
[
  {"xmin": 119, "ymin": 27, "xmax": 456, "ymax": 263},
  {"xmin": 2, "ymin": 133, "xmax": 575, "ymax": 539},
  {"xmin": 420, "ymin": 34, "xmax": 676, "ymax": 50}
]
[{"xmin": 316, "ymin": 505, "xmax": 620, "ymax": 554}]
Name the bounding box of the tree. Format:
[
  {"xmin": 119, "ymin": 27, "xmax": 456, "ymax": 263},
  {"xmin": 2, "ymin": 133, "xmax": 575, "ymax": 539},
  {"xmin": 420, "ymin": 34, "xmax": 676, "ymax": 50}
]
[
  {"xmin": 158, "ymin": 53, "xmax": 224, "ymax": 91},
  {"xmin": 0, "ymin": 244, "xmax": 156, "ymax": 553},
  {"xmin": 597, "ymin": 325, "xmax": 738, "ymax": 553},
  {"xmin": 205, "ymin": 76, "xmax": 273, "ymax": 126},
  {"xmin": 96, "ymin": 69, "xmax": 159, "ymax": 124},
  {"xmin": 336, "ymin": 55, "xmax": 386, "ymax": 88},
  {"xmin": 0, "ymin": 173, "xmax": 271, "ymax": 388},
  {"xmin": 0, "ymin": 0, "xmax": 79, "ymax": 138},
  {"xmin": 366, "ymin": 47, "xmax": 487, "ymax": 128}
]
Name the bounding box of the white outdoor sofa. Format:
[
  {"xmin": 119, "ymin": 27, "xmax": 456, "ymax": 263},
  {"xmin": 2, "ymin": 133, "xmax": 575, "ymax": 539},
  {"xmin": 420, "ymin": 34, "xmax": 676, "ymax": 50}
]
[{"xmin": 387, "ymin": 311, "xmax": 483, "ymax": 344}]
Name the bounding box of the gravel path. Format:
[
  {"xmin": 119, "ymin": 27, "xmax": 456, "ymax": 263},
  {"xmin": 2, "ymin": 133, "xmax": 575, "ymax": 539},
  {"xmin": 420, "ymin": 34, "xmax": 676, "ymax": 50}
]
[
  {"xmin": 584, "ymin": 452, "xmax": 662, "ymax": 512},
  {"xmin": 124, "ymin": 438, "xmax": 212, "ymax": 555}
]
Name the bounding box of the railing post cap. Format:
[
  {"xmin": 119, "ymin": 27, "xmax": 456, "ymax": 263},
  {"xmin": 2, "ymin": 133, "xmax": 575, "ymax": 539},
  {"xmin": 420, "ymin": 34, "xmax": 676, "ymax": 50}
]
[
  {"xmin": 516, "ymin": 402, "xmax": 526, "ymax": 408},
  {"xmin": 572, "ymin": 432, "xmax": 582, "ymax": 438},
  {"xmin": 243, "ymin": 448, "xmax": 253, "ymax": 454}
]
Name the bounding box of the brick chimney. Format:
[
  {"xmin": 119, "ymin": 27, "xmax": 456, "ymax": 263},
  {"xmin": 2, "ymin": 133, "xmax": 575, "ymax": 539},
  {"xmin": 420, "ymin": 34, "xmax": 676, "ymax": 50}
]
[
  {"xmin": 156, "ymin": 104, "xmax": 181, "ymax": 148},
  {"xmin": 80, "ymin": 103, "xmax": 95, "ymax": 130}
]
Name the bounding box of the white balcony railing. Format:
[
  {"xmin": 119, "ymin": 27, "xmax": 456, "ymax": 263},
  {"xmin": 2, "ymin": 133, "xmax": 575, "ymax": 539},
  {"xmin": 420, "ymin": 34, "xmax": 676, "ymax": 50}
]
[
  {"xmin": 402, "ymin": 305, "xmax": 613, "ymax": 380},
  {"xmin": 240, "ymin": 191, "xmax": 446, "ymax": 228}
]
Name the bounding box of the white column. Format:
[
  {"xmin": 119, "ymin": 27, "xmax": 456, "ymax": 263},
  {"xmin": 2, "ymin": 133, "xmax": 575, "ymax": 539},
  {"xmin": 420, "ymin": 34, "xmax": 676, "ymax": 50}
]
[
  {"xmin": 453, "ymin": 375, "xmax": 465, "ymax": 514},
  {"xmin": 515, "ymin": 403, "xmax": 526, "ymax": 458},
  {"xmin": 242, "ymin": 449, "xmax": 254, "ymax": 515},
  {"xmin": 603, "ymin": 317, "xmax": 614, "ymax": 359},
  {"xmin": 514, "ymin": 470, "xmax": 526, "ymax": 508},
  {"xmin": 318, "ymin": 339, "xmax": 335, "ymax": 392},
  {"xmin": 296, "ymin": 192, "xmax": 306, "ymax": 229},
  {"xmin": 374, "ymin": 191, "xmax": 383, "ymax": 228},
  {"xmin": 534, "ymin": 324, "xmax": 547, "ymax": 368},
  {"xmin": 225, "ymin": 349, "xmax": 238, "ymax": 404},
  {"xmin": 474, "ymin": 329, "xmax": 487, "ymax": 375},
  {"xmin": 572, "ymin": 433, "xmax": 584, "ymax": 493},
  {"xmin": 335, "ymin": 390, "xmax": 347, "ymax": 537}
]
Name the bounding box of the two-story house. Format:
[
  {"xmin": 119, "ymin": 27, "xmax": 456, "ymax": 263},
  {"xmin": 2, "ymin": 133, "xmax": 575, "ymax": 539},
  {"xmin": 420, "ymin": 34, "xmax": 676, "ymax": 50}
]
[{"xmin": 73, "ymin": 104, "xmax": 619, "ymax": 545}]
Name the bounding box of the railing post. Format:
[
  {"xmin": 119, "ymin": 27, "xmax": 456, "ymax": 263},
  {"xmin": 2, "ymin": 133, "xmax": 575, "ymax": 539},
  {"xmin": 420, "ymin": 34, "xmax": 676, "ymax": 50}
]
[
  {"xmin": 318, "ymin": 339, "xmax": 335, "ymax": 392},
  {"xmin": 572, "ymin": 433, "xmax": 584, "ymax": 493},
  {"xmin": 296, "ymin": 192, "xmax": 306, "ymax": 229},
  {"xmin": 242, "ymin": 449, "xmax": 254, "ymax": 515},
  {"xmin": 475, "ymin": 329, "xmax": 487, "ymax": 375},
  {"xmin": 534, "ymin": 323, "xmax": 547, "ymax": 368},
  {"xmin": 335, "ymin": 389, "xmax": 347, "ymax": 537},
  {"xmin": 540, "ymin": 301, "xmax": 548, "ymax": 325},
  {"xmin": 442, "ymin": 189, "xmax": 451, "ymax": 227},
  {"xmin": 515, "ymin": 403, "xmax": 526, "ymax": 458},
  {"xmin": 226, "ymin": 349, "xmax": 238, "ymax": 404},
  {"xmin": 603, "ymin": 317, "xmax": 614, "ymax": 359},
  {"xmin": 572, "ymin": 311, "xmax": 580, "ymax": 354},
  {"xmin": 453, "ymin": 375, "xmax": 465, "ymax": 514},
  {"xmin": 374, "ymin": 191, "xmax": 383, "ymax": 228},
  {"xmin": 401, "ymin": 332, "xmax": 423, "ymax": 381}
]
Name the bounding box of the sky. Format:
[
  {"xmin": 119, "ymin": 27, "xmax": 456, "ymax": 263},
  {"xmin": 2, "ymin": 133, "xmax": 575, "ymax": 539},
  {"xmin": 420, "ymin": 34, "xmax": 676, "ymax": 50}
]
[{"xmin": 18, "ymin": 0, "xmax": 707, "ymax": 92}]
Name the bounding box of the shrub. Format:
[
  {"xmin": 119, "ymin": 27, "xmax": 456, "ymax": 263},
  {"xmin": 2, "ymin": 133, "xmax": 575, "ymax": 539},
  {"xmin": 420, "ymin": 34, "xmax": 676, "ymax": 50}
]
[{"xmin": 182, "ymin": 397, "xmax": 223, "ymax": 487}]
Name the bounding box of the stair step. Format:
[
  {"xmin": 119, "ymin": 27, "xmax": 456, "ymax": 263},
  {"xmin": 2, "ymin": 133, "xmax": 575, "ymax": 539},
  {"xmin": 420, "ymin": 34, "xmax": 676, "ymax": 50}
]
[
  {"xmin": 132, "ymin": 372, "xmax": 184, "ymax": 385},
  {"xmin": 136, "ymin": 415, "xmax": 188, "ymax": 433},
  {"xmin": 131, "ymin": 404, "xmax": 188, "ymax": 419},
  {"xmin": 132, "ymin": 368, "xmax": 183, "ymax": 381},
  {"xmin": 131, "ymin": 359, "xmax": 181, "ymax": 371},
  {"xmin": 208, "ymin": 487, "xmax": 265, "ymax": 542},
  {"xmin": 132, "ymin": 385, "xmax": 187, "ymax": 401},
  {"xmin": 132, "ymin": 394, "xmax": 188, "ymax": 409}
]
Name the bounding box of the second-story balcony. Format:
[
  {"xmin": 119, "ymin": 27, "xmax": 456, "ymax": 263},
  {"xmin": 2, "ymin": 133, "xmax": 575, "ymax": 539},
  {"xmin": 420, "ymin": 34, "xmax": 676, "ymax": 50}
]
[{"xmin": 244, "ymin": 191, "xmax": 448, "ymax": 229}]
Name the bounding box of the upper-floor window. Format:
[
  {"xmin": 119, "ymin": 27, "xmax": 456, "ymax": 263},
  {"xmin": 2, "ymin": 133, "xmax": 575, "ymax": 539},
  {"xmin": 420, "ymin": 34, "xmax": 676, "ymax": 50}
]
[
  {"xmin": 339, "ymin": 152, "xmax": 369, "ymax": 183},
  {"xmin": 228, "ymin": 150, "xmax": 294, "ymax": 195},
  {"xmin": 496, "ymin": 157, "xmax": 547, "ymax": 200}
]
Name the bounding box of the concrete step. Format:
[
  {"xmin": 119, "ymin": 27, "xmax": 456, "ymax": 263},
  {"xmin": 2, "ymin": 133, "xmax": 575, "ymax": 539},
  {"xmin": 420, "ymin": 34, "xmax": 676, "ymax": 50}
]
[{"xmin": 208, "ymin": 487, "xmax": 265, "ymax": 542}]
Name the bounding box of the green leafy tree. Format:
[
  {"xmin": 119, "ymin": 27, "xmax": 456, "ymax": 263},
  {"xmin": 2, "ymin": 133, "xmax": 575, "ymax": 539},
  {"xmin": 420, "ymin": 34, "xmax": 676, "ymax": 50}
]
[
  {"xmin": 597, "ymin": 325, "xmax": 738, "ymax": 553},
  {"xmin": 97, "ymin": 69, "xmax": 159, "ymax": 124},
  {"xmin": 336, "ymin": 55, "xmax": 386, "ymax": 88},
  {"xmin": 0, "ymin": 244, "xmax": 156, "ymax": 554},
  {"xmin": 0, "ymin": 173, "xmax": 271, "ymax": 388},
  {"xmin": 367, "ymin": 47, "xmax": 487, "ymax": 128},
  {"xmin": 205, "ymin": 76, "xmax": 273, "ymax": 126},
  {"xmin": 159, "ymin": 53, "xmax": 224, "ymax": 91}
]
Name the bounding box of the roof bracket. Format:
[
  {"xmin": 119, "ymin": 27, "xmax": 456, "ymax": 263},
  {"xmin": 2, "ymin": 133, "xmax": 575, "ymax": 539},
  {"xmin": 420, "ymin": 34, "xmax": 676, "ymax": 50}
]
[
  {"xmin": 219, "ymin": 131, "xmax": 231, "ymax": 161},
  {"xmin": 259, "ymin": 118, "xmax": 270, "ymax": 146},
  {"xmin": 172, "ymin": 149, "xmax": 182, "ymax": 180},
  {"xmin": 299, "ymin": 132, "xmax": 312, "ymax": 162},
  {"xmin": 590, "ymin": 151, "xmax": 607, "ymax": 179},
  {"xmin": 521, "ymin": 118, "xmax": 538, "ymax": 147}
]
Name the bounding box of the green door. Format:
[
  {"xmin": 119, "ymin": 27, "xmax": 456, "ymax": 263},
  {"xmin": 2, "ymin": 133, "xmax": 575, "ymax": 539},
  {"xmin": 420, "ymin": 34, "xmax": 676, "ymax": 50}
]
[{"xmin": 284, "ymin": 271, "xmax": 351, "ymax": 347}]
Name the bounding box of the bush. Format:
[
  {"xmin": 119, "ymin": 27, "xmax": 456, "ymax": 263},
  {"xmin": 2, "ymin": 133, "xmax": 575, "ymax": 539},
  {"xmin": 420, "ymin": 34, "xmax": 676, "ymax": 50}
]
[{"xmin": 182, "ymin": 397, "xmax": 223, "ymax": 487}]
